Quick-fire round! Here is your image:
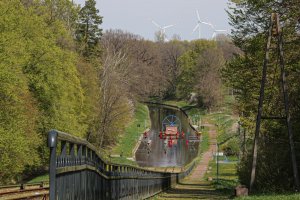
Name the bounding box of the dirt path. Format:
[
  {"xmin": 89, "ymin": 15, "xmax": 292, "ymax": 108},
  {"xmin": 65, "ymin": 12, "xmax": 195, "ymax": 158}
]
[
  {"xmin": 153, "ymin": 122, "xmax": 229, "ymax": 200},
  {"xmin": 188, "ymin": 123, "xmax": 217, "ymax": 181}
]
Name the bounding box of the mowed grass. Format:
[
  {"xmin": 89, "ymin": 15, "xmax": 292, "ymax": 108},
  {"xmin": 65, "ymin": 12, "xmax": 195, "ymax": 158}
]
[
  {"xmin": 199, "ymin": 127, "xmax": 209, "ymax": 154},
  {"xmin": 203, "ymin": 157, "xmax": 239, "ymax": 196},
  {"xmin": 112, "ymin": 103, "xmax": 150, "ymax": 158},
  {"xmin": 237, "ymin": 194, "xmax": 300, "ymax": 200}
]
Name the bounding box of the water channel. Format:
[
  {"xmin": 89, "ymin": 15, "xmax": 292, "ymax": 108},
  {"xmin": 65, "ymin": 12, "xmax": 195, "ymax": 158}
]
[{"xmin": 135, "ymin": 104, "xmax": 199, "ymax": 167}]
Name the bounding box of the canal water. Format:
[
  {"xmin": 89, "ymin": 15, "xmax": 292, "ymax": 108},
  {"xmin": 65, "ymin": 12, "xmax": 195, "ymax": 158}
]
[{"xmin": 135, "ymin": 104, "xmax": 199, "ymax": 167}]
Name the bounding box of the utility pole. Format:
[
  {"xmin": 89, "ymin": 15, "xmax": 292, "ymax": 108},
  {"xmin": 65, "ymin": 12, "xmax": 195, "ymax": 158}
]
[
  {"xmin": 249, "ymin": 14, "xmax": 273, "ymax": 193},
  {"xmin": 249, "ymin": 13, "xmax": 299, "ymax": 192},
  {"xmin": 277, "ymin": 24, "xmax": 300, "ymax": 191}
]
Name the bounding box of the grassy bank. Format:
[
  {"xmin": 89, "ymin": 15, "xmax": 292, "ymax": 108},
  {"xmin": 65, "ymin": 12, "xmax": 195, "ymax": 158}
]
[
  {"xmin": 238, "ymin": 194, "xmax": 300, "ymax": 200},
  {"xmin": 200, "ymin": 95, "xmax": 240, "ymax": 195},
  {"xmin": 112, "ymin": 103, "xmax": 150, "ymax": 158},
  {"xmin": 203, "ymin": 156, "xmax": 239, "ymax": 196},
  {"xmin": 27, "ymin": 174, "xmax": 49, "ymax": 183}
]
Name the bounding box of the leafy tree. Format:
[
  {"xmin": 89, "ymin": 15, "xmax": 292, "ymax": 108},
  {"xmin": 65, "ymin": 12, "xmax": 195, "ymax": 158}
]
[
  {"xmin": 176, "ymin": 40, "xmax": 217, "ymax": 101},
  {"xmin": 223, "ymin": 0, "xmax": 300, "ymax": 192},
  {"xmin": 0, "ymin": 0, "xmax": 90, "ymax": 183},
  {"xmin": 0, "ymin": 0, "xmax": 41, "ymax": 183},
  {"xmin": 76, "ymin": 0, "xmax": 103, "ymax": 57}
]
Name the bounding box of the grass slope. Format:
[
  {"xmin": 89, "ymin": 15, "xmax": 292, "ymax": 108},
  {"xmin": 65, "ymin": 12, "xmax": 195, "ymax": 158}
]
[
  {"xmin": 27, "ymin": 174, "xmax": 49, "ymax": 183},
  {"xmin": 112, "ymin": 103, "xmax": 150, "ymax": 158},
  {"xmin": 238, "ymin": 194, "xmax": 300, "ymax": 200}
]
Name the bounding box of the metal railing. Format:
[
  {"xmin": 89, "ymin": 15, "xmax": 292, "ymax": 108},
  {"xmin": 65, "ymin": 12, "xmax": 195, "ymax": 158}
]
[{"xmin": 48, "ymin": 130, "xmax": 184, "ymax": 200}]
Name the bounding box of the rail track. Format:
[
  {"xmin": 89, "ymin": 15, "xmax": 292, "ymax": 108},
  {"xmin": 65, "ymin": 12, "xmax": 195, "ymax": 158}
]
[{"xmin": 0, "ymin": 182, "xmax": 49, "ymax": 200}]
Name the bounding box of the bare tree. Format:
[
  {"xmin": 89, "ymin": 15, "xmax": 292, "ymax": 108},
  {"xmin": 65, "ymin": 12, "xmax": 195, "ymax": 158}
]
[
  {"xmin": 158, "ymin": 41, "xmax": 185, "ymax": 98},
  {"xmin": 101, "ymin": 30, "xmax": 169, "ymax": 100},
  {"xmin": 90, "ymin": 45, "xmax": 133, "ymax": 148},
  {"xmin": 195, "ymin": 48, "xmax": 225, "ymax": 108}
]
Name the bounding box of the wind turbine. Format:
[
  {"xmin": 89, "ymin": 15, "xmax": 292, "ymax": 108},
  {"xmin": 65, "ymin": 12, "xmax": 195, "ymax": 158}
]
[
  {"xmin": 208, "ymin": 23, "xmax": 227, "ymax": 40},
  {"xmin": 151, "ymin": 20, "xmax": 175, "ymax": 42},
  {"xmin": 192, "ymin": 10, "xmax": 211, "ymax": 39}
]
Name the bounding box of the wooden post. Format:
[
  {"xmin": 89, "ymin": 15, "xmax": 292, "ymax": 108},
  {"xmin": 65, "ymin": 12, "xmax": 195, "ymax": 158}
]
[
  {"xmin": 250, "ymin": 12, "xmax": 300, "ymax": 192},
  {"xmin": 277, "ymin": 24, "xmax": 300, "ymax": 190},
  {"xmin": 249, "ymin": 14, "xmax": 274, "ymax": 193}
]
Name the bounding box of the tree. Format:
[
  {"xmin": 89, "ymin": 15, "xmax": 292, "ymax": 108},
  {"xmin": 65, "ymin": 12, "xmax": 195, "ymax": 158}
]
[
  {"xmin": 101, "ymin": 30, "xmax": 168, "ymax": 100},
  {"xmin": 0, "ymin": 0, "xmax": 92, "ymax": 183},
  {"xmin": 223, "ymin": 0, "xmax": 300, "ymax": 192},
  {"xmin": 0, "ymin": 0, "xmax": 41, "ymax": 183},
  {"xmin": 159, "ymin": 41, "xmax": 185, "ymax": 99},
  {"xmin": 176, "ymin": 40, "xmax": 217, "ymax": 100},
  {"xmin": 76, "ymin": 0, "xmax": 103, "ymax": 57},
  {"xmin": 90, "ymin": 44, "xmax": 133, "ymax": 148},
  {"xmin": 194, "ymin": 48, "xmax": 225, "ymax": 108}
]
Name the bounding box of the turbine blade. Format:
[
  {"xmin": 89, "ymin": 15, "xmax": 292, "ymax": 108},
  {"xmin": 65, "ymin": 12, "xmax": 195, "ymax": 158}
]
[
  {"xmin": 151, "ymin": 20, "xmax": 161, "ymax": 29},
  {"xmin": 216, "ymin": 29, "xmax": 227, "ymax": 32},
  {"xmin": 192, "ymin": 24, "xmax": 200, "ymax": 33},
  {"xmin": 202, "ymin": 22, "xmax": 212, "ymax": 26},
  {"xmin": 212, "ymin": 32, "xmax": 216, "ymax": 39},
  {"xmin": 163, "ymin": 25, "xmax": 174, "ymax": 29},
  {"xmin": 196, "ymin": 10, "xmax": 200, "ymax": 21},
  {"xmin": 207, "ymin": 22, "xmax": 214, "ymax": 29}
]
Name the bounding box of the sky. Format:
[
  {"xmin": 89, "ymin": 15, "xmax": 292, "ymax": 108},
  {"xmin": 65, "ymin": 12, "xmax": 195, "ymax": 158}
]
[{"xmin": 75, "ymin": 0, "xmax": 232, "ymax": 41}]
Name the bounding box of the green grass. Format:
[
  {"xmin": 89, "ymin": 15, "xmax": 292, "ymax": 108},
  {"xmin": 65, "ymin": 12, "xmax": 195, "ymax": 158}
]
[
  {"xmin": 109, "ymin": 157, "xmax": 138, "ymax": 166},
  {"xmin": 205, "ymin": 104, "xmax": 239, "ymax": 156},
  {"xmin": 201, "ymin": 97, "xmax": 240, "ymax": 194},
  {"xmin": 237, "ymin": 194, "xmax": 300, "ymax": 200},
  {"xmin": 27, "ymin": 174, "xmax": 49, "ymax": 183},
  {"xmin": 199, "ymin": 128, "xmax": 209, "ymax": 154},
  {"xmin": 203, "ymin": 157, "xmax": 239, "ymax": 196},
  {"xmin": 112, "ymin": 103, "xmax": 150, "ymax": 158}
]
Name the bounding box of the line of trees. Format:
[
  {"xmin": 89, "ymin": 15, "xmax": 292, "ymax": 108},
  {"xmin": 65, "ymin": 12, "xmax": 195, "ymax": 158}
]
[{"xmin": 0, "ymin": 0, "xmax": 239, "ymax": 184}]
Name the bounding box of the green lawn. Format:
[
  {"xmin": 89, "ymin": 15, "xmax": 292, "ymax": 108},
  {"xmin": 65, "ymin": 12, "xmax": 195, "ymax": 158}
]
[
  {"xmin": 202, "ymin": 96, "xmax": 240, "ymax": 195},
  {"xmin": 199, "ymin": 127, "xmax": 209, "ymax": 154},
  {"xmin": 238, "ymin": 194, "xmax": 300, "ymax": 200},
  {"xmin": 203, "ymin": 156, "xmax": 239, "ymax": 196},
  {"xmin": 109, "ymin": 156, "xmax": 138, "ymax": 166},
  {"xmin": 111, "ymin": 103, "xmax": 150, "ymax": 158}
]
